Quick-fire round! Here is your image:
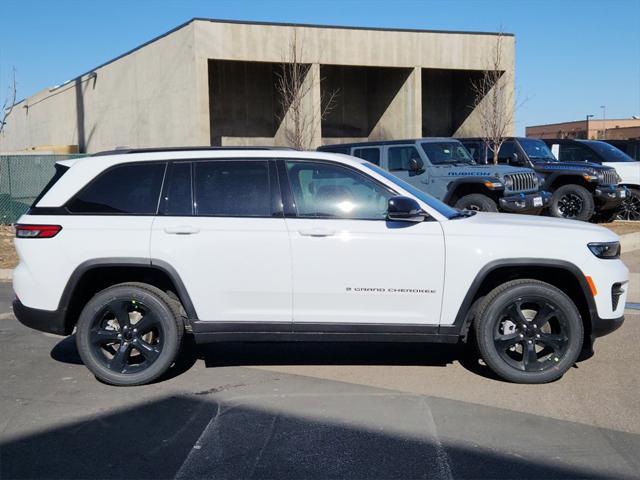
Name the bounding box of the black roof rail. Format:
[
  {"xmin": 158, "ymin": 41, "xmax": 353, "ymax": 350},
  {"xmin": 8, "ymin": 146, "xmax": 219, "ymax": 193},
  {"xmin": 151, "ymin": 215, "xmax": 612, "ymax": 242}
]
[{"xmin": 92, "ymin": 146, "xmax": 296, "ymax": 156}]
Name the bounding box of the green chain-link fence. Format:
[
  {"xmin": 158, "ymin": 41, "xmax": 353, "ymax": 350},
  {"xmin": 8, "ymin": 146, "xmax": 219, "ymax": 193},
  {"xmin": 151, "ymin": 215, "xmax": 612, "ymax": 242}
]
[{"xmin": 0, "ymin": 154, "xmax": 86, "ymax": 224}]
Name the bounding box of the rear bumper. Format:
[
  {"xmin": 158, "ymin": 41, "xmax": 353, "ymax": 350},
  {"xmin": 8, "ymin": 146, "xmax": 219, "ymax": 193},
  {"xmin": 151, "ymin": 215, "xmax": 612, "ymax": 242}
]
[
  {"xmin": 594, "ymin": 186, "xmax": 626, "ymax": 210},
  {"xmin": 13, "ymin": 298, "xmax": 68, "ymax": 335},
  {"xmin": 499, "ymin": 191, "xmax": 551, "ymax": 212}
]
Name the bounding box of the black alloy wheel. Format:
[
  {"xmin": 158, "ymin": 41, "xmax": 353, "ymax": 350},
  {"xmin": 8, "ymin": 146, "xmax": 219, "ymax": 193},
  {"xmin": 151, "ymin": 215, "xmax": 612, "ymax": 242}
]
[
  {"xmin": 617, "ymin": 188, "xmax": 640, "ymax": 221},
  {"xmin": 76, "ymin": 283, "xmax": 183, "ymax": 386},
  {"xmin": 474, "ymin": 279, "xmax": 583, "ymax": 383},
  {"xmin": 493, "ymin": 298, "xmax": 569, "ymax": 372},
  {"xmin": 88, "ymin": 299, "xmax": 163, "ymax": 374},
  {"xmin": 557, "ymin": 193, "xmax": 584, "ymax": 219}
]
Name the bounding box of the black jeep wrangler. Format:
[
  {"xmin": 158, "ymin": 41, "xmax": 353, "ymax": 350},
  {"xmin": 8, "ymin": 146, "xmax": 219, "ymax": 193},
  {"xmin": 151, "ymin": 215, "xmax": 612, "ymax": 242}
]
[{"xmin": 459, "ymin": 137, "xmax": 624, "ymax": 222}]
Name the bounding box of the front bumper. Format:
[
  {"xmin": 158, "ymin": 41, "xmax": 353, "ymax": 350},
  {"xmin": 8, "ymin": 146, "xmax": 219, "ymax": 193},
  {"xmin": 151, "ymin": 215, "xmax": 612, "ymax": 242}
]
[
  {"xmin": 13, "ymin": 298, "xmax": 68, "ymax": 335},
  {"xmin": 499, "ymin": 191, "xmax": 551, "ymax": 212},
  {"xmin": 594, "ymin": 185, "xmax": 627, "ymax": 210},
  {"xmin": 592, "ymin": 314, "xmax": 624, "ymax": 339}
]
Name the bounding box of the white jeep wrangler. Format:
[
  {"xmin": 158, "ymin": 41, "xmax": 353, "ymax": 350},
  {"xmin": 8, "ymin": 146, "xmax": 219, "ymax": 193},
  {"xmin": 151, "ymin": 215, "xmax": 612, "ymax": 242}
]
[{"xmin": 13, "ymin": 148, "xmax": 629, "ymax": 385}]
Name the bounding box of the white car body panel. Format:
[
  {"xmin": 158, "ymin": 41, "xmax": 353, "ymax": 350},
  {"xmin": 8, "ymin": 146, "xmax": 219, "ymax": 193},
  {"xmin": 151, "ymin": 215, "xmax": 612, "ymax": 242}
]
[
  {"xmin": 603, "ymin": 161, "xmax": 640, "ymax": 187},
  {"xmin": 13, "ymin": 149, "xmax": 629, "ymax": 329}
]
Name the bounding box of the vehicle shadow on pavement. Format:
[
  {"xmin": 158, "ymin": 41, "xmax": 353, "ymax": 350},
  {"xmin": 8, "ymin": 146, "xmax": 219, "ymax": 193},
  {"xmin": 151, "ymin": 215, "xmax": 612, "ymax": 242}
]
[
  {"xmin": 2, "ymin": 393, "xmax": 638, "ymax": 480},
  {"xmin": 50, "ymin": 335, "xmax": 503, "ymax": 383}
]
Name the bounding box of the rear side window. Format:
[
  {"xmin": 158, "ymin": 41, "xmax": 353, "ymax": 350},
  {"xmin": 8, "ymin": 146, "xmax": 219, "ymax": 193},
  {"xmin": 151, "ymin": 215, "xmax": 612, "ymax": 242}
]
[
  {"xmin": 31, "ymin": 164, "xmax": 69, "ymax": 207},
  {"xmin": 194, "ymin": 160, "xmax": 271, "ymax": 217},
  {"xmin": 67, "ymin": 163, "xmax": 166, "ymax": 214},
  {"xmin": 353, "ymin": 148, "xmax": 381, "ymax": 165},
  {"xmin": 163, "ymin": 162, "xmax": 193, "ymax": 216}
]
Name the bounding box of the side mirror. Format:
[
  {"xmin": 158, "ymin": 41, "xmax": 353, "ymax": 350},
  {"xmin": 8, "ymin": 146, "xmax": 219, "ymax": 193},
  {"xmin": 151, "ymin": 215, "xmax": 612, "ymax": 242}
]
[
  {"xmin": 387, "ymin": 196, "xmax": 428, "ymax": 222},
  {"xmin": 408, "ymin": 158, "xmax": 424, "ymax": 174},
  {"xmin": 509, "ymin": 152, "xmax": 523, "ymax": 166}
]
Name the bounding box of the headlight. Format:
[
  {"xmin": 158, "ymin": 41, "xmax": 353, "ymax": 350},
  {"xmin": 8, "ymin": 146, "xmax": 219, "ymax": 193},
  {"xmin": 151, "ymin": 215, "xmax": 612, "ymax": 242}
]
[
  {"xmin": 597, "ymin": 172, "xmax": 604, "ymax": 182},
  {"xmin": 582, "ymin": 172, "xmax": 599, "ymax": 182},
  {"xmin": 503, "ymin": 176, "xmax": 513, "ymax": 189},
  {"xmin": 587, "ymin": 241, "xmax": 620, "ymax": 259},
  {"xmin": 483, "ymin": 180, "xmax": 504, "ymax": 189}
]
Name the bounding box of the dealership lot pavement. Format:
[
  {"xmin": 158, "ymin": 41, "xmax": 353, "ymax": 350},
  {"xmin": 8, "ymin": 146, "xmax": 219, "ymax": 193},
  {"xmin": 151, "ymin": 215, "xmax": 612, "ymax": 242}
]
[{"xmin": 1, "ymin": 282, "xmax": 639, "ymax": 479}]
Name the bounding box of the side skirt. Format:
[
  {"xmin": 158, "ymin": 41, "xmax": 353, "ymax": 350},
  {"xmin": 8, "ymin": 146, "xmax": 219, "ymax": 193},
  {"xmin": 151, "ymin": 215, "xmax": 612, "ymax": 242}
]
[{"xmin": 190, "ymin": 321, "xmax": 460, "ymax": 344}]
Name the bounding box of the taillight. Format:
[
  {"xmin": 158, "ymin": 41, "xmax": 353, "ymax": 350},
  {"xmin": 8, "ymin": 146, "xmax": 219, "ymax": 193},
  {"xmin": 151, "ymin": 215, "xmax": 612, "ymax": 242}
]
[{"xmin": 15, "ymin": 224, "xmax": 62, "ymax": 238}]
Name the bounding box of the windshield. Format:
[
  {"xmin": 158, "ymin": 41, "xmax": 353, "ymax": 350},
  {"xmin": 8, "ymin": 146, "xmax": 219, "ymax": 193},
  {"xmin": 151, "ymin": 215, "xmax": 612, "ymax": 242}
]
[
  {"xmin": 362, "ymin": 163, "xmax": 460, "ymax": 219},
  {"xmin": 420, "ymin": 141, "xmax": 475, "ymax": 165},
  {"xmin": 518, "ymin": 138, "xmax": 557, "ymax": 162},
  {"xmin": 582, "ymin": 141, "xmax": 635, "ymax": 162}
]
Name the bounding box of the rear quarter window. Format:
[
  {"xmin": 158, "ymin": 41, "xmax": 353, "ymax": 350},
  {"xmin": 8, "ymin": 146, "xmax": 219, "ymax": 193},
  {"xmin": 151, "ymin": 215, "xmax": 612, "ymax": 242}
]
[{"xmin": 67, "ymin": 162, "xmax": 167, "ymax": 214}]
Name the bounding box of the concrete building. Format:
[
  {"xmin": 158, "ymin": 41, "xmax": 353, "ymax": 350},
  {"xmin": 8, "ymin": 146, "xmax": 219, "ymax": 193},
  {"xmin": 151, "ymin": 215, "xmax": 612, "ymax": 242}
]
[
  {"xmin": 0, "ymin": 19, "xmax": 515, "ymax": 153},
  {"xmin": 526, "ymin": 118, "xmax": 640, "ymax": 140}
]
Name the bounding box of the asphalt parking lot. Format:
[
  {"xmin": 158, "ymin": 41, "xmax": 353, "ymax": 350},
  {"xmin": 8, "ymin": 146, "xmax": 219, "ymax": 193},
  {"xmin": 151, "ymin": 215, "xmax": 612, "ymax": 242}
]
[{"xmin": 1, "ymin": 280, "xmax": 639, "ymax": 479}]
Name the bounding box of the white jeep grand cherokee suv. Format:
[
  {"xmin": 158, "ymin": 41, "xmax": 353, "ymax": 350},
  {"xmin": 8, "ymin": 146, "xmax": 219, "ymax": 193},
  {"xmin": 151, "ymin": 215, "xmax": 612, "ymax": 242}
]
[{"xmin": 13, "ymin": 148, "xmax": 629, "ymax": 386}]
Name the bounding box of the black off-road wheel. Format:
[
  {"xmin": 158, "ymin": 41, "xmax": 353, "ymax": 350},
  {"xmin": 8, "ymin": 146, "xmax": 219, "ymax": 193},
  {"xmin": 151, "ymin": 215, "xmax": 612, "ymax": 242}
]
[
  {"xmin": 454, "ymin": 194, "xmax": 498, "ymax": 212},
  {"xmin": 474, "ymin": 279, "xmax": 583, "ymax": 384},
  {"xmin": 76, "ymin": 283, "xmax": 184, "ymax": 386},
  {"xmin": 617, "ymin": 188, "xmax": 640, "ymax": 221},
  {"xmin": 549, "ymin": 184, "xmax": 595, "ymax": 221}
]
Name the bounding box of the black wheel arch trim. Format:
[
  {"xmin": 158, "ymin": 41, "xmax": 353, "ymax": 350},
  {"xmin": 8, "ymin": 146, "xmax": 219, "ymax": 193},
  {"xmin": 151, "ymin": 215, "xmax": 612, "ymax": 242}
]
[
  {"xmin": 55, "ymin": 257, "xmax": 197, "ymax": 334},
  {"xmin": 442, "ymin": 258, "xmax": 598, "ymax": 338},
  {"xmin": 443, "ymin": 176, "xmax": 501, "ymax": 204}
]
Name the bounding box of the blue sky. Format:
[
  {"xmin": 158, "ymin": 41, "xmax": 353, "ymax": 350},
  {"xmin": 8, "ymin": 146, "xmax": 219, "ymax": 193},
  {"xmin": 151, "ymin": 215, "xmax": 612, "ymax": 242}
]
[{"xmin": 2, "ymin": 0, "xmax": 639, "ymax": 134}]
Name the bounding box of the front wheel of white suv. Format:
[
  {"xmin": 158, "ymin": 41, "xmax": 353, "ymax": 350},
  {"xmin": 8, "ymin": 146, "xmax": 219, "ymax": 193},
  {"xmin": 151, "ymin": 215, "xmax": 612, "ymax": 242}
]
[
  {"xmin": 76, "ymin": 283, "xmax": 184, "ymax": 386},
  {"xmin": 474, "ymin": 279, "xmax": 584, "ymax": 384}
]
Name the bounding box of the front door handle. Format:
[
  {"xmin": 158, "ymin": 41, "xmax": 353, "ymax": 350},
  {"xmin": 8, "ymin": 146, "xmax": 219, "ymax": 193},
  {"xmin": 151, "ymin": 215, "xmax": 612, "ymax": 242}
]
[
  {"xmin": 298, "ymin": 228, "xmax": 335, "ymax": 237},
  {"xmin": 163, "ymin": 225, "xmax": 200, "ymax": 235}
]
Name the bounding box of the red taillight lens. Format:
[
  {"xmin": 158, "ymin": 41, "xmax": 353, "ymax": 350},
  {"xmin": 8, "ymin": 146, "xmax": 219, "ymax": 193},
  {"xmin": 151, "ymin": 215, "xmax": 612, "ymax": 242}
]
[{"xmin": 15, "ymin": 224, "xmax": 62, "ymax": 238}]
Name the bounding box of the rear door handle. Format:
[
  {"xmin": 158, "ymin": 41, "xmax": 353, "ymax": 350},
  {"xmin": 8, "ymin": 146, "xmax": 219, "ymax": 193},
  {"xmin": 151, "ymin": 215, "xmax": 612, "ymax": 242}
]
[
  {"xmin": 298, "ymin": 228, "xmax": 335, "ymax": 237},
  {"xmin": 163, "ymin": 225, "xmax": 200, "ymax": 235}
]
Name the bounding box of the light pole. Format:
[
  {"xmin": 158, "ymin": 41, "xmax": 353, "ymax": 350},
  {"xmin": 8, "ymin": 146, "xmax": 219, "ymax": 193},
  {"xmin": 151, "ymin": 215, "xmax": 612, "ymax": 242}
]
[
  {"xmin": 585, "ymin": 114, "xmax": 594, "ymax": 139},
  {"xmin": 600, "ymin": 105, "xmax": 606, "ymax": 139}
]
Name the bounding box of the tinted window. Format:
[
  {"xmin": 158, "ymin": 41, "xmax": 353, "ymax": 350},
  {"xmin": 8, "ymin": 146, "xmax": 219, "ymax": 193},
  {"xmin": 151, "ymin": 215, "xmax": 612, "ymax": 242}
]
[
  {"xmin": 194, "ymin": 160, "xmax": 271, "ymax": 217},
  {"xmin": 388, "ymin": 146, "xmax": 421, "ymax": 171},
  {"xmin": 558, "ymin": 144, "xmax": 599, "ymax": 163},
  {"xmin": 518, "ymin": 139, "xmax": 556, "ymax": 162},
  {"xmin": 285, "ymin": 161, "xmax": 392, "ymax": 220},
  {"xmin": 462, "ymin": 142, "xmax": 484, "ymax": 163},
  {"xmin": 68, "ymin": 163, "xmax": 166, "ymax": 214},
  {"xmin": 420, "ymin": 142, "xmax": 474, "ymax": 165},
  {"xmin": 353, "ymin": 148, "xmax": 381, "ymax": 165},
  {"xmin": 583, "ymin": 141, "xmax": 634, "ymax": 162},
  {"xmin": 163, "ymin": 162, "xmax": 193, "ymax": 215},
  {"xmin": 497, "ymin": 142, "xmax": 515, "ymax": 163}
]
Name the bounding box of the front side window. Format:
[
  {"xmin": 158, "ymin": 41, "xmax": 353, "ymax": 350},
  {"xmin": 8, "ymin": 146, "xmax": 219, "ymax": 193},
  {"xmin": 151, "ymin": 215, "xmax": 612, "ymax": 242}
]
[
  {"xmin": 388, "ymin": 146, "xmax": 421, "ymax": 171},
  {"xmin": 518, "ymin": 139, "xmax": 556, "ymax": 162},
  {"xmin": 194, "ymin": 160, "xmax": 271, "ymax": 217},
  {"xmin": 559, "ymin": 144, "xmax": 599, "ymax": 163},
  {"xmin": 353, "ymin": 148, "xmax": 381, "ymax": 165},
  {"xmin": 285, "ymin": 161, "xmax": 392, "ymax": 220},
  {"xmin": 420, "ymin": 142, "xmax": 474, "ymax": 165},
  {"xmin": 67, "ymin": 163, "xmax": 166, "ymax": 214},
  {"xmin": 497, "ymin": 142, "xmax": 515, "ymax": 164}
]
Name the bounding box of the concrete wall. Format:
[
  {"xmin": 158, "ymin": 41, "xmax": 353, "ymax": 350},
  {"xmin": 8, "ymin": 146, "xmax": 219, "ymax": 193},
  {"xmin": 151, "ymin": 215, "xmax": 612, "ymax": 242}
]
[{"xmin": 1, "ymin": 19, "xmax": 515, "ymax": 152}]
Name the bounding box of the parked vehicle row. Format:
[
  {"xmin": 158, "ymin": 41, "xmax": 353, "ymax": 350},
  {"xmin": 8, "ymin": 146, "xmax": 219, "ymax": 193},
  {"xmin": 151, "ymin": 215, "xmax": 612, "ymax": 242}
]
[
  {"xmin": 13, "ymin": 147, "xmax": 628, "ymax": 386},
  {"xmin": 460, "ymin": 137, "xmax": 626, "ymax": 222},
  {"xmin": 319, "ymin": 137, "xmax": 636, "ymax": 222}
]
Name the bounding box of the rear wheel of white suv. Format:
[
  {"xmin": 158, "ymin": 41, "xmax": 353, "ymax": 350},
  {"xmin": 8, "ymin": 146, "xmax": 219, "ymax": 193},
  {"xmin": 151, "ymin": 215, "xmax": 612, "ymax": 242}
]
[
  {"xmin": 474, "ymin": 279, "xmax": 583, "ymax": 384},
  {"xmin": 76, "ymin": 283, "xmax": 184, "ymax": 386}
]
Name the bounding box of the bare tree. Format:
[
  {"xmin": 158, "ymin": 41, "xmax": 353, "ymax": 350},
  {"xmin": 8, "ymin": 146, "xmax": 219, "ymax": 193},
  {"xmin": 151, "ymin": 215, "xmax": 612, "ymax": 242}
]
[
  {"xmin": 276, "ymin": 32, "xmax": 338, "ymax": 150},
  {"xmin": 470, "ymin": 33, "xmax": 519, "ymax": 164},
  {"xmin": 0, "ymin": 68, "xmax": 17, "ymax": 136}
]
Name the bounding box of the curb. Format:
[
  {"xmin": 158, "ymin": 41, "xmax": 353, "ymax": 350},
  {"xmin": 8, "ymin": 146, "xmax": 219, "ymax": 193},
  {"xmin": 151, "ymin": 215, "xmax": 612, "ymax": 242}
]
[{"xmin": 620, "ymin": 231, "xmax": 640, "ymax": 253}]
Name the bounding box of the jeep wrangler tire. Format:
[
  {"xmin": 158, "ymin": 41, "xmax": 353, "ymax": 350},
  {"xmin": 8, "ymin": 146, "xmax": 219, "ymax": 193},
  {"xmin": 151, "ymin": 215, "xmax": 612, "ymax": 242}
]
[
  {"xmin": 76, "ymin": 283, "xmax": 184, "ymax": 386},
  {"xmin": 549, "ymin": 184, "xmax": 595, "ymax": 221},
  {"xmin": 474, "ymin": 279, "xmax": 583, "ymax": 384},
  {"xmin": 454, "ymin": 194, "xmax": 498, "ymax": 212}
]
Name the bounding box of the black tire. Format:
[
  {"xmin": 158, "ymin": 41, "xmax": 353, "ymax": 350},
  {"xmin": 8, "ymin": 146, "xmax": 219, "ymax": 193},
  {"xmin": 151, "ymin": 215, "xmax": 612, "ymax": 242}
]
[
  {"xmin": 617, "ymin": 187, "xmax": 640, "ymax": 221},
  {"xmin": 473, "ymin": 279, "xmax": 583, "ymax": 384},
  {"xmin": 76, "ymin": 282, "xmax": 184, "ymax": 386},
  {"xmin": 549, "ymin": 184, "xmax": 595, "ymax": 221},
  {"xmin": 454, "ymin": 194, "xmax": 498, "ymax": 212}
]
